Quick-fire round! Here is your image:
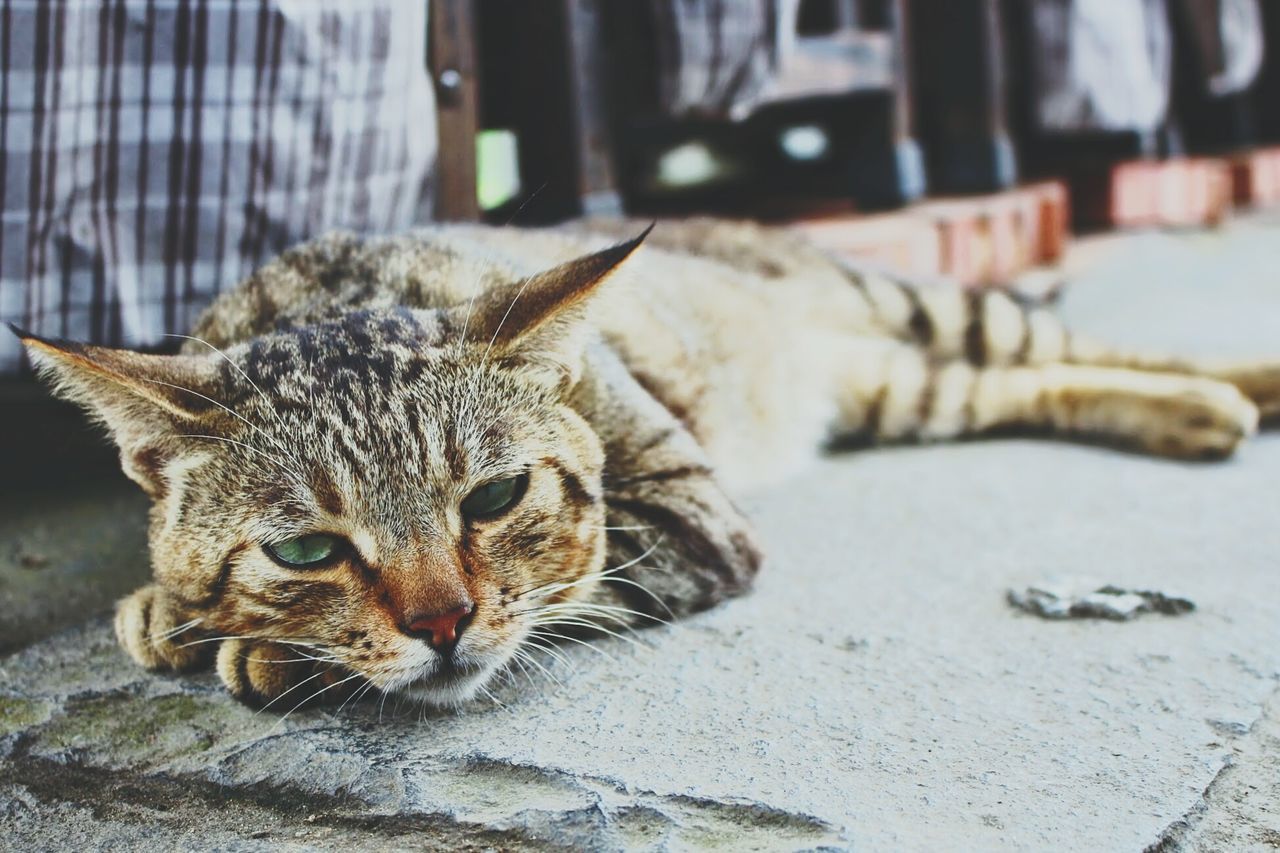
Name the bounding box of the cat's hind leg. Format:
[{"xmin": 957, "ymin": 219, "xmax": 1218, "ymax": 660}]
[
  {"xmin": 834, "ymin": 340, "xmax": 1258, "ymax": 459},
  {"xmin": 836, "ymin": 265, "xmax": 1071, "ymax": 366},
  {"xmin": 1064, "ymin": 339, "xmax": 1280, "ymax": 424},
  {"xmin": 840, "ymin": 265, "xmax": 1280, "ymax": 422}
]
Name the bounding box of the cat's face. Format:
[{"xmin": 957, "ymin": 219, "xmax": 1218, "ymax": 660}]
[
  {"xmin": 20, "ymin": 233, "xmax": 644, "ymax": 705},
  {"xmin": 160, "ymin": 310, "xmax": 607, "ymax": 705}
]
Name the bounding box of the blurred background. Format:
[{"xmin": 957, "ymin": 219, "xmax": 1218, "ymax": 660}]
[{"xmin": 2, "ymin": 0, "xmax": 1280, "ymax": 485}]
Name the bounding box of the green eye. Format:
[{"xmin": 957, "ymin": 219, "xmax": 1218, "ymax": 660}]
[
  {"xmin": 461, "ymin": 474, "xmax": 528, "ymax": 519},
  {"xmin": 263, "ymin": 534, "xmax": 344, "ymax": 567}
]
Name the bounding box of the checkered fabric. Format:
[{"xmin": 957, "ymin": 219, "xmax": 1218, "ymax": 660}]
[
  {"xmin": 650, "ymin": 0, "xmax": 785, "ymax": 120},
  {"xmin": 0, "ymin": 0, "xmax": 437, "ymax": 374},
  {"xmin": 1029, "ymin": 0, "xmax": 1174, "ymax": 133}
]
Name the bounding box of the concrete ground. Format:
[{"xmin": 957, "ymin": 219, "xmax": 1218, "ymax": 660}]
[{"xmin": 3, "ymin": 215, "xmax": 1280, "ymax": 851}]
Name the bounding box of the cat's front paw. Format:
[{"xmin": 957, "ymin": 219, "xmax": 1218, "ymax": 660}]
[
  {"xmin": 114, "ymin": 585, "xmax": 211, "ymax": 672},
  {"xmin": 215, "ymin": 638, "xmax": 362, "ymax": 711}
]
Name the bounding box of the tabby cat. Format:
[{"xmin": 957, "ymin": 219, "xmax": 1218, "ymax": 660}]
[{"xmin": 16, "ymin": 220, "xmax": 1280, "ymax": 710}]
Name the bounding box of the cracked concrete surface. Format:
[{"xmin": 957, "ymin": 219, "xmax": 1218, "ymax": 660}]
[
  {"xmin": 1153, "ymin": 686, "xmax": 1280, "ymax": 851},
  {"xmin": 3, "ymin": 215, "xmax": 1280, "ymax": 850}
]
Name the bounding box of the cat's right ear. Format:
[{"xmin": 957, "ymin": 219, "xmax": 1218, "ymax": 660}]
[
  {"xmin": 12, "ymin": 326, "xmax": 224, "ymax": 495},
  {"xmin": 447, "ymin": 226, "xmax": 652, "ymax": 390}
]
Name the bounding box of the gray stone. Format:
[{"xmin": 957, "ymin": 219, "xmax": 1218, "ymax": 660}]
[
  {"xmin": 1008, "ymin": 578, "xmax": 1195, "ymax": 620},
  {"xmin": 0, "ymin": 479, "xmax": 149, "ymax": 656},
  {"xmin": 4, "ymin": 216, "xmax": 1280, "ymax": 849}
]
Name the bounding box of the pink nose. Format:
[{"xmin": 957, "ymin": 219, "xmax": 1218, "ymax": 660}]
[{"xmin": 404, "ymin": 604, "xmax": 474, "ymax": 653}]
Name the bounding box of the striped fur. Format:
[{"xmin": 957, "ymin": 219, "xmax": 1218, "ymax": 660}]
[{"xmin": 18, "ymin": 219, "xmax": 1280, "ymax": 710}]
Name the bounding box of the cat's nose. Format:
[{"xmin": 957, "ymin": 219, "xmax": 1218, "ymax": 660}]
[{"xmin": 403, "ymin": 602, "xmax": 475, "ymax": 654}]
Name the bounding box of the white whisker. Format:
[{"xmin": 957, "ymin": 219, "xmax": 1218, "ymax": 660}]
[
  {"xmin": 149, "ymin": 618, "xmax": 203, "ymax": 642},
  {"xmin": 477, "ymin": 682, "xmax": 506, "ymax": 709},
  {"xmin": 507, "ymin": 650, "xmax": 546, "ymax": 689},
  {"xmin": 477, "ymin": 252, "xmax": 548, "ymax": 368},
  {"xmin": 527, "ymin": 628, "xmax": 621, "ymax": 665},
  {"xmin": 520, "ymin": 635, "xmax": 574, "ymax": 669},
  {"xmin": 456, "ymin": 264, "xmax": 488, "ymax": 348},
  {"xmin": 271, "ymin": 671, "xmax": 367, "ymax": 732},
  {"xmin": 247, "ymin": 655, "xmax": 341, "ymax": 665},
  {"xmin": 177, "ymin": 635, "xmax": 337, "ymax": 655},
  {"xmin": 517, "ymin": 600, "xmax": 667, "ymax": 627},
  {"xmin": 336, "ymin": 678, "xmax": 379, "ymax": 717},
  {"xmin": 253, "ymin": 668, "xmax": 331, "ymax": 717},
  {"xmin": 528, "ymin": 615, "xmax": 649, "ymax": 651},
  {"xmin": 164, "ymin": 333, "xmax": 294, "ymax": 435},
  {"xmin": 513, "ymin": 536, "xmax": 669, "ymax": 603},
  {"xmin": 137, "ymin": 375, "xmax": 294, "ymax": 462},
  {"xmin": 174, "ymin": 434, "xmax": 307, "ymax": 483}
]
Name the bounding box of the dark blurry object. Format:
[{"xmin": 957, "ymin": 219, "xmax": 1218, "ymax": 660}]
[
  {"xmin": 477, "ymin": 0, "xmax": 924, "ymax": 220},
  {"xmin": 1167, "ymin": 0, "xmax": 1265, "ymax": 153},
  {"xmin": 1004, "ymin": 0, "xmax": 1264, "ymax": 160},
  {"xmin": 909, "ymin": 0, "xmax": 1017, "ymax": 194},
  {"xmin": 474, "ymin": 0, "xmax": 622, "ymax": 223},
  {"xmin": 1008, "ymin": 579, "xmax": 1195, "ymax": 621},
  {"xmin": 1004, "ymin": 0, "xmax": 1175, "ymax": 184},
  {"xmin": 1173, "ymin": 0, "xmax": 1263, "ymax": 97},
  {"xmin": 1252, "ymin": 0, "xmax": 1280, "ymax": 143},
  {"xmin": 603, "ymin": 0, "xmax": 924, "ymax": 213}
]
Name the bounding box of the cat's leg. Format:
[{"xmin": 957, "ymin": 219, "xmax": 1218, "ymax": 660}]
[
  {"xmin": 599, "ymin": 462, "xmax": 763, "ymax": 621},
  {"xmin": 214, "ymin": 638, "xmax": 360, "ymax": 710},
  {"xmin": 839, "ymin": 266, "xmax": 1077, "ymax": 366},
  {"xmin": 840, "ymin": 266, "xmax": 1280, "ymax": 419},
  {"xmin": 571, "ymin": 346, "xmax": 763, "ymax": 622},
  {"xmin": 114, "ymin": 584, "xmax": 213, "ymax": 672},
  {"xmin": 834, "ymin": 339, "xmax": 1258, "ymax": 459},
  {"xmin": 116, "ymin": 585, "xmax": 357, "ymax": 709},
  {"xmin": 1062, "ymin": 339, "xmax": 1280, "ymax": 424}
]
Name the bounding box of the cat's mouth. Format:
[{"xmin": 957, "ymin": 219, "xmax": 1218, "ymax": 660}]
[{"xmin": 396, "ymin": 655, "xmax": 494, "ymax": 705}]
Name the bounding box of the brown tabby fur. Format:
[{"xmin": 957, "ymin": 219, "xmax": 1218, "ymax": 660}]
[{"xmin": 17, "ymin": 219, "xmax": 1280, "ymax": 711}]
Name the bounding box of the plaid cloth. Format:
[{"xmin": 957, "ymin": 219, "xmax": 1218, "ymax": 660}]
[
  {"xmin": 650, "ymin": 0, "xmax": 786, "ymax": 120},
  {"xmin": 0, "ymin": 0, "xmax": 437, "ymax": 374},
  {"xmin": 1179, "ymin": 0, "xmax": 1264, "ymax": 97},
  {"xmin": 1029, "ymin": 0, "xmax": 1174, "ymax": 133}
]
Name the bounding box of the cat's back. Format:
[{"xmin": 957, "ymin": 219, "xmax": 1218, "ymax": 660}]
[
  {"xmin": 188, "ymin": 220, "xmax": 871, "ymax": 487},
  {"xmin": 190, "ymin": 220, "xmax": 866, "ymax": 350}
]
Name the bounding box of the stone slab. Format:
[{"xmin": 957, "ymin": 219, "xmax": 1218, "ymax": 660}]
[{"xmin": 4, "ymin": 216, "xmax": 1280, "ymax": 850}]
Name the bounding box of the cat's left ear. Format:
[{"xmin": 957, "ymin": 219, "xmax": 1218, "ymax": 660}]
[
  {"xmin": 13, "ymin": 327, "xmax": 225, "ymax": 494},
  {"xmin": 450, "ymin": 225, "xmax": 652, "ymax": 388}
]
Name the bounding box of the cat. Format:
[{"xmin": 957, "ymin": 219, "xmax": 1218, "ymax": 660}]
[{"xmin": 14, "ymin": 219, "xmax": 1280, "ymax": 711}]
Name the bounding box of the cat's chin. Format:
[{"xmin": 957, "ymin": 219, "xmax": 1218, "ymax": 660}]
[{"xmin": 393, "ymin": 659, "xmax": 497, "ymax": 708}]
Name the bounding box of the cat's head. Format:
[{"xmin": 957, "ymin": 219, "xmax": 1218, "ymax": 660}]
[{"xmin": 16, "ymin": 231, "xmax": 647, "ymax": 706}]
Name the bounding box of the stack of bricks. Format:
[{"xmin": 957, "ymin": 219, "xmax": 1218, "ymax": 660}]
[
  {"xmin": 1229, "ymin": 147, "xmax": 1280, "ymax": 208},
  {"xmin": 789, "ymin": 146, "xmax": 1280, "ymax": 289},
  {"xmin": 1068, "ymin": 149, "xmax": 1280, "ymax": 230},
  {"xmin": 790, "ymin": 181, "xmax": 1070, "ymax": 288},
  {"xmin": 1070, "ymin": 159, "xmax": 1233, "ymax": 230}
]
